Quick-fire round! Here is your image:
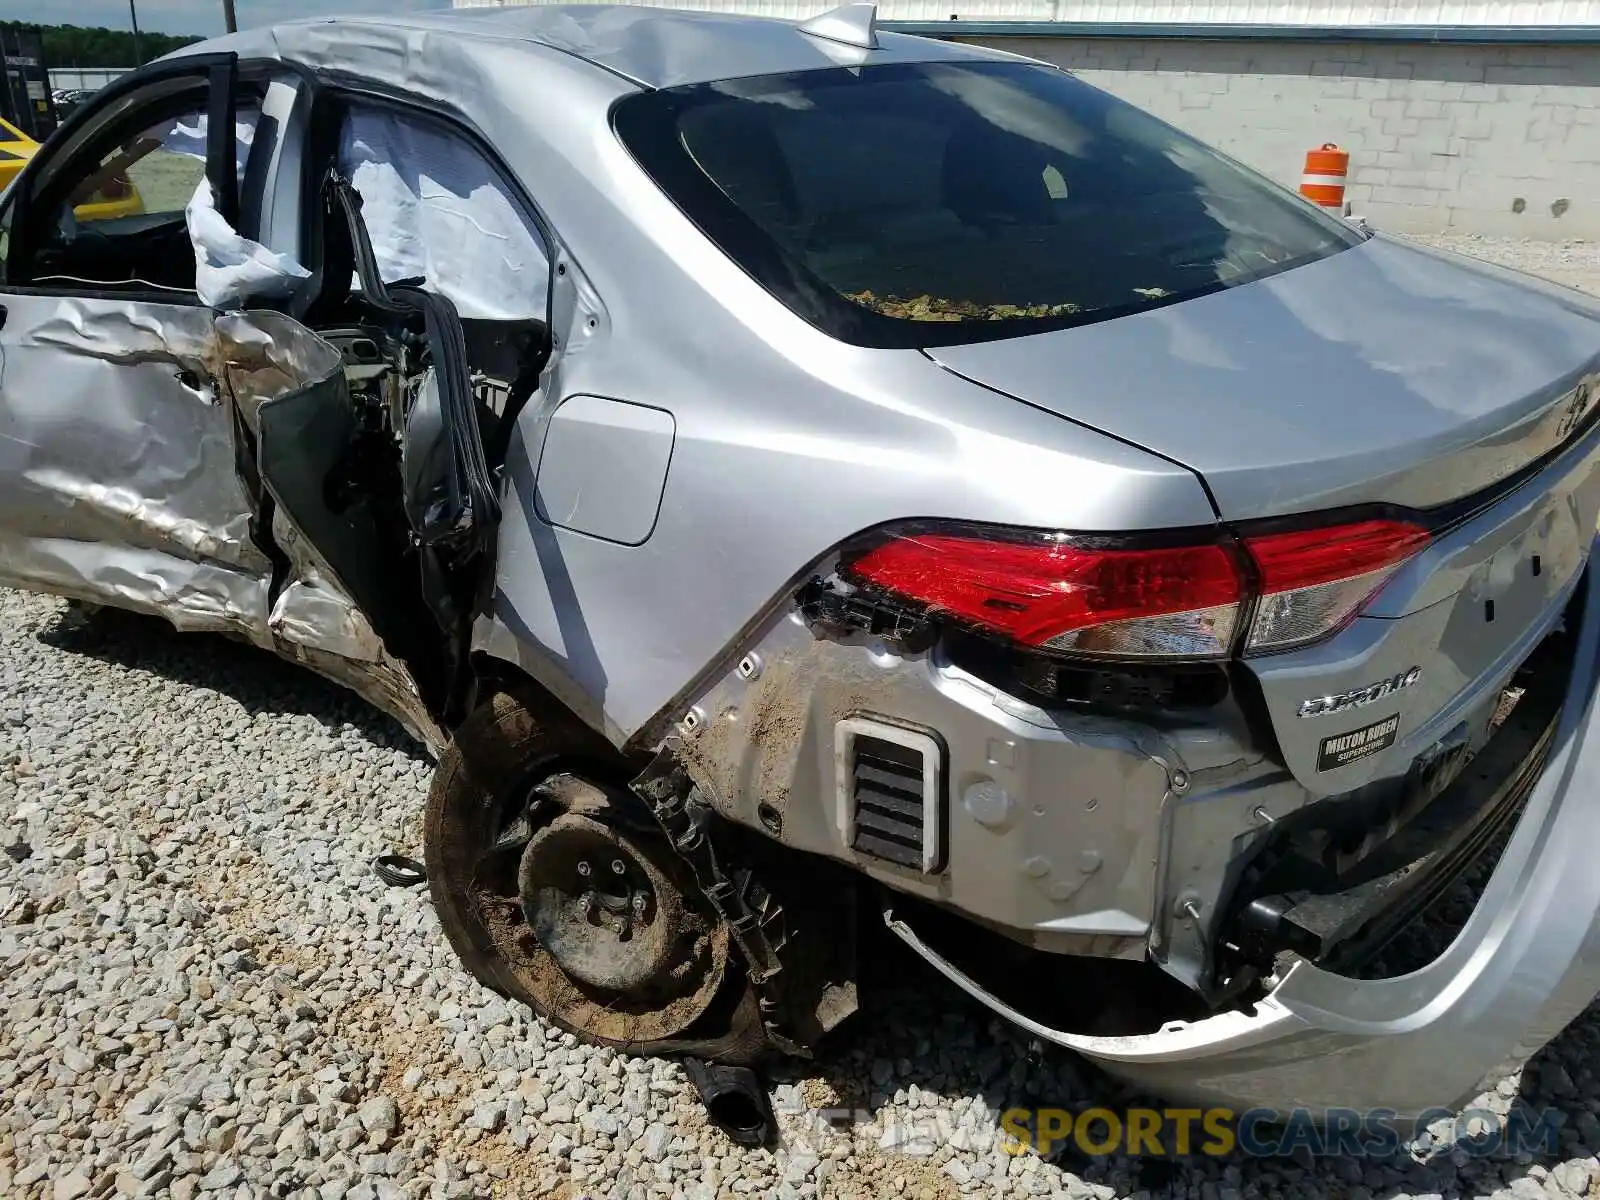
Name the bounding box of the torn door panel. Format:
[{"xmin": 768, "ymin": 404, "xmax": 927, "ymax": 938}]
[
  {"xmin": 245, "ymin": 327, "xmax": 402, "ymax": 642},
  {"xmin": 267, "ymin": 507, "xmax": 446, "ymax": 755},
  {"xmin": 214, "ymin": 309, "xmax": 344, "ymax": 429},
  {"xmin": 0, "ymin": 291, "xmax": 441, "ymax": 749},
  {"xmin": 27, "ymin": 299, "xmax": 218, "ymax": 372},
  {"xmin": 0, "ymin": 296, "xmax": 273, "ymax": 641},
  {"xmin": 220, "ymin": 309, "xmax": 446, "ymax": 754},
  {"xmin": 0, "ymin": 531, "xmax": 269, "ymax": 636},
  {"xmin": 267, "ymin": 516, "xmax": 389, "ymax": 661}
]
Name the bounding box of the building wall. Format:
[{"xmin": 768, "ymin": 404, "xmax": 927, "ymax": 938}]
[
  {"xmin": 950, "ymin": 36, "xmax": 1600, "ymax": 236},
  {"xmin": 455, "ymin": 1, "xmax": 1600, "ymax": 237},
  {"xmin": 49, "ymin": 68, "xmax": 129, "ymax": 93},
  {"xmin": 455, "ymin": 0, "xmax": 1600, "ymax": 21}
]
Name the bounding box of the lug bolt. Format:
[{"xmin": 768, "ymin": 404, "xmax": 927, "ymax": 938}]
[
  {"xmin": 631, "ymin": 893, "xmax": 647, "ymax": 914},
  {"xmin": 577, "ymin": 861, "xmax": 592, "ymax": 877},
  {"xmin": 611, "ymin": 859, "xmax": 626, "ymax": 875}
]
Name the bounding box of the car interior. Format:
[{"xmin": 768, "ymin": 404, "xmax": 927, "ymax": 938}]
[
  {"xmin": 11, "ymin": 86, "xmax": 263, "ymax": 296},
  {"xmin": 1, "ymin": 65, "xmax": 553, "ymax": 732}
]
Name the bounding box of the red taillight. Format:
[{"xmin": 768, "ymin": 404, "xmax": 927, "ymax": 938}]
[
  {"xmin": 848, "ymin": 533, "xmax": 1246, "ymax": 660},
  {"xmin": 1244, "ymin": 519, "xmax": 1431, "ymax": 593},
  {"xmin": 1241, "ymin": 518, "xmax": 1430, "ymax": 653},
  {"xmin": 844, "ymin": 518, "xmax": 1430, "ymax": 661}
]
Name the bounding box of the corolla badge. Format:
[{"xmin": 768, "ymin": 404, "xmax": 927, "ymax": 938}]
[{"xmin": 1297, "ymin": 666, "xmax": 1422, "ymax": 719}]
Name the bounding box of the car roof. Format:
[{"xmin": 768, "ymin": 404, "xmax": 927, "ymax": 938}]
[{"xmin": 195, "ymin": 3, "xmax": 1024, "ymax": 91}]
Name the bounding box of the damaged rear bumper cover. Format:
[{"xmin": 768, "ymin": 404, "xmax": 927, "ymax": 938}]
[{"xmin": 888, "ymin": 545, "xmax": 1600, "ymax": 1119}]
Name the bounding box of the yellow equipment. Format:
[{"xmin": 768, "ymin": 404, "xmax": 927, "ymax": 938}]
[
  {"xmin": 0, "ymin": 115, "xmax": 35, "ymax": 193},
  {"xmin": 0, "ymin": 115, "xmax": 146, "ymax": 221}
]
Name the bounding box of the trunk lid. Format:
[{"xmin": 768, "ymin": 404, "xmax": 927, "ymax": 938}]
[
  {"xmin": 1242, "ymin": 423, "xmax": 1600, "ymax": 795},
  {"xmin": 928, "ymin": 235, "xmax": 1600, "ymax": 522},
  {"xmin": 931, "ymin": 234, "xmax": 1600, "ymax": 793}
]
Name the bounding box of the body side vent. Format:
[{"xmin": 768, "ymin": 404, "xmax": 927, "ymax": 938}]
[{"xmin": 834, "ymin": 717, "xmax": 943, "ymax": 873}]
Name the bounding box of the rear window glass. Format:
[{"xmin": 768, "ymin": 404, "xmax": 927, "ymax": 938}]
[{"xmin": 613, "ymin": 62, "xmax": 1362, "ymax": 348}]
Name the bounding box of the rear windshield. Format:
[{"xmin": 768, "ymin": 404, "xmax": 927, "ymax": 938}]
[{"xmin": 613, "ymin": 61, "xmax": 1362, "ymax": 348}]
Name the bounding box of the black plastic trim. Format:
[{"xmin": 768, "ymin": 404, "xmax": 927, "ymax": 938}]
[{"xmin": 206, "ymin": 59, "xmax": 241, "ymax": 228}]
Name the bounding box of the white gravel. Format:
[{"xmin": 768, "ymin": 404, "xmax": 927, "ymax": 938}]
[
  {"xmin": 1405, "ymin": 234, "xmax": 1600, "ymax": 298},
  {"xmin": 7, "ymin": 235, "xmax": 1600, "ymax": 1200}
]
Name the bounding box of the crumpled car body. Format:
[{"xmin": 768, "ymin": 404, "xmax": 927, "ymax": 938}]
[{"xmin": 3, "ymin": 4, "xmax": 1600, "ymax": 1120}]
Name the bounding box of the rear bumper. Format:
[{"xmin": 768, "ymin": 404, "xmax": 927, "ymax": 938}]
[{"xmin": 888, "ymin": 543, "xmax": 1600, "ymax": 1117}]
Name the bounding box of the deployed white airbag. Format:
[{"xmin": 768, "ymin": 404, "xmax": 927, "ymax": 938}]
[
  {"xmin": 186, "ymin": 177, "xmax": 310, "ymax": 310},
  {"xmin": 337, "ymin": 107, "xmax": 549, "ymax": 320}
]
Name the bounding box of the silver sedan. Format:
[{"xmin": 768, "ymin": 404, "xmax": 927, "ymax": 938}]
[{"xmin": 2, "ymin": 3, "xmax": 1598, "ymax": 1123}]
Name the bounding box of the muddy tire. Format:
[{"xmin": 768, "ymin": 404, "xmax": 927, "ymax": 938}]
[{"xmin": 424, "ymin": 689, "xmax": 769, "ymax": 1063}]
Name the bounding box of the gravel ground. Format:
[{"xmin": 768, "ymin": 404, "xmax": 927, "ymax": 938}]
[
  {"xmin": 1405, "ymin": 234, "xmax": 1600, "ymax": 297},
  {"xmin": 8, "ymin": 238, "xmax": 1600, "ymax": 1200}
]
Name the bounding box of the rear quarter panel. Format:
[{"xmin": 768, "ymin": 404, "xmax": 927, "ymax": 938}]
[{"xmin": 441, "ymin": 45, "xmax": 1220, "ymax": 740}]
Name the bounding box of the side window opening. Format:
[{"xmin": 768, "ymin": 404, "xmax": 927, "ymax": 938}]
[
  {"xmin": 14, "ymin": 94, "xmax": 262, "ymax": 295},
  {"xmin": 244, "ymin": 127, "xmax": 554, "ymax": 726},
  {"xmin": 335, "ymin": 103, "xmax": 549, "ymax": 321},
  {"xmin": 263, "ymin": 106, "xmax": 553, "ymax": 695}
]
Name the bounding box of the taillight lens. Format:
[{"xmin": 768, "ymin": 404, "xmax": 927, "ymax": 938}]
[
  {"xmin": 1241, "ymin": 518, "xmax": 1430, "ymax": 653},
  {"xmin": 848, "ymin": 533, "xmax": 1246, "ymax": 660},
  {"xmin": 844, "ymin": 517, "xmax": 1430, "ymax": 662}
]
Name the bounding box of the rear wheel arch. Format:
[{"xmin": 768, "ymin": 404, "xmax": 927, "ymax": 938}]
[{"xmin": 465, "ymin": 641, "xmax": 626, "ymax": 747}]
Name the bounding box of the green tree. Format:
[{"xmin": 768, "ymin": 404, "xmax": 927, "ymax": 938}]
[{"xmin": 3, "ymin": 22, "xmax": 204, "ymax": 69}]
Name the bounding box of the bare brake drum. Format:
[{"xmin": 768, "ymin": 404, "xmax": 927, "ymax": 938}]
[{"xmin": 476, "ymin": 774, "xmax": 730, "ymax": 1044}]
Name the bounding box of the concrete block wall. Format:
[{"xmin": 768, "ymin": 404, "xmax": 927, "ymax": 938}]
[{"xmin": 960, "ymin": 36, "xmax": 1600, "ymax": 237}]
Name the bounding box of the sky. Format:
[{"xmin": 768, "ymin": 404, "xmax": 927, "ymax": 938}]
[{"xmin": 0, "ymin": 0, "xmax": 456, "ymax": 37}]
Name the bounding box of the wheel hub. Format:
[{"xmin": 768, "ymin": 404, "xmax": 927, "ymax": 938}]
[
  {"xmin": 518, "ymin": 812, "xmax": 686, "ymax": 992},
  {"xmin": 461, "ymin": 772, "xmax": 729, "ymax": 1045}
]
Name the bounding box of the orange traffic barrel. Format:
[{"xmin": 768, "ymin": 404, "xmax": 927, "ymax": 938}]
[{"xmin": 1300, "ymin": 143, "xmax": 1349, "ymax": 211}]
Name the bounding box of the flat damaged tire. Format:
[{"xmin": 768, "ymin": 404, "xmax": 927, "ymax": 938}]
[{"xmin": 424, "ymin": 690, "xmax": 768, "ymax": 1063}]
